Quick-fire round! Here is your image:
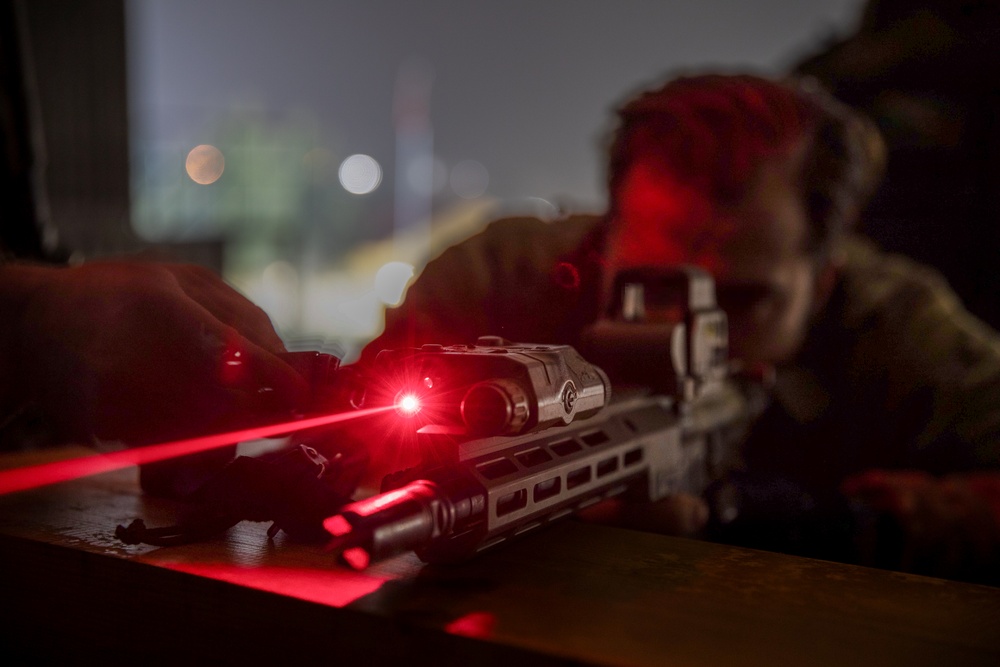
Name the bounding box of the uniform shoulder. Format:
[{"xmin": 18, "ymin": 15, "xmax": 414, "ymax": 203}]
[
  {"xmin": 832, "ymin": 235, "xmax": 1000, "ymax": 388},
  {"xmin": 829, "ymin": 240, "xmax": 1000, "ymax": 472},
  {"xmin": 838, "ymin": 235, "xmax": 963, "ymax": 326}
]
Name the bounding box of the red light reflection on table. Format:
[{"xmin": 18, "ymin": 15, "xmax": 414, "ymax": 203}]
[
  {"xmin": 341, "ymin": 547, "xmax": 371, "ymax": 571},
  {"xmin": 445, "ymin": 611, "xmax": 497, "ymax": 638},
  {"xmin": 161, "ymin": 561, "xmax": 389, "ymax": 608},
  {"xmin": 0, "ymin": 405, "xmax": 393, "ymax": 496}
]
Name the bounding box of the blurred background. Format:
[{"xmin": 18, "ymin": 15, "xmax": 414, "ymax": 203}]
[{"xmin": 22, "ymin": 0, "xmax": 865, "ymax": 357}]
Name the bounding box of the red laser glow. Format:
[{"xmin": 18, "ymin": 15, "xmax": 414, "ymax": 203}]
[
  {"xmin": 0, "ymin": 405, "xmax": 393, "ymax": 496},
  {"xmin": 395, "ymin": 392, "xmax": 422, "ymax": 416}
]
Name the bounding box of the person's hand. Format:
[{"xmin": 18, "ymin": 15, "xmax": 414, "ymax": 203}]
[
  {"xmin": 842, "ymin": 469, "xmax": 1000, "ymax": 582},
  {"xmin": 6, "ymin": 260, "xmax": 307, "ymax": 451}
]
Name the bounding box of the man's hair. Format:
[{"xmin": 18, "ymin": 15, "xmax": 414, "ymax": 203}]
[{"xmin": 606, "ymin": 74, "xmax": 885, "ymax": 254}]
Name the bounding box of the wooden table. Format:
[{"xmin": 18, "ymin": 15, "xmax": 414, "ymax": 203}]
[{"xmin": 1, "ymin": 446, "xmax": 998, "ymax": 666}]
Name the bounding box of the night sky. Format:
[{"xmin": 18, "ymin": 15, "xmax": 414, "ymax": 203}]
[{"xmin": 128, "ymin": 0, "xmax": 865, "ymax": 211}]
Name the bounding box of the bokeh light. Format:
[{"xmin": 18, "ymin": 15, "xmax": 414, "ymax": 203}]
[
  {"xmin": 339, "ymin": 154, "xmax": 382, "ymax": 194},
  {"xmin": 185, "ymin": 144, "xmax": 225, "ymax": 184},
  {"xmin": 450, "ymin": 159, "xmax": 489, "ymax": 199}
]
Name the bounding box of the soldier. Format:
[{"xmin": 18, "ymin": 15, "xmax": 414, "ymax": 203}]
[{"xmin": 361, "ymin": 73, "xmax": 1000, "ymax": 583}]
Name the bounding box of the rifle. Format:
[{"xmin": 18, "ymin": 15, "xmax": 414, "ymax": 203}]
[{"xmin": 324, "ymin": 267, "xmax": 763, "ymax": 569}]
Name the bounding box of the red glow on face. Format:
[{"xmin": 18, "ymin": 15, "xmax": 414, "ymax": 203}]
[
  {"xmin": 445, "ymin": 611, "xmax": 498, "ymax": 638},
  {"xmin": 160, "ymin": 561, "xmax": 388, "ymax": 608},
  {"xmin": 0, "ymin": 405, "xmax": 393, "ymax": 496},
  {"xmin": 611, "ymin": 162, "xmax": 728, "ymax": 275}
]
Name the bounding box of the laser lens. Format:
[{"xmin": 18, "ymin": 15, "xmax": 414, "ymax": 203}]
[{"xmin": 395, "ymin": 392, "xmax": 422, "ymax": 416}]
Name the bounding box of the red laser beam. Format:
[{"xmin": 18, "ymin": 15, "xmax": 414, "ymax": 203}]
[{"xmin": 0, "ymin": 405, "xmax": 393, "ymax": 496}]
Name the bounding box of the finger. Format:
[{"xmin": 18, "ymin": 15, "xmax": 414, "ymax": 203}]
[
  {"xmin": 840, "ymin": 470, "xmax": 881, "ymax": 497},
  {"xmin": 176, "ymin": 264, "xmax": 288, "ymax": 352},
  {"xmin": 165, "ymin": 264, "xmax": 288, "ymax": 353},
  {"xmin": 205, "ymin": 327, "xmax": 310, "ymax": 412},
  {"xmin": 236, "ymin": 336, "xmax": 311, "ymax": 410},
  {"xmin": 841, "ymin": 469, "xmax": 930, "ymax": 495},
  {"xmin": 147, "ymin": 289, "xmax": 309, "ymax": 410},
  {"xmin": 955, "ymin": 473, "xmax": 1000, "ymax": 517},
  {"xmin": 841, "ymin": 471, "xmax": 909, "ymax": 516}
]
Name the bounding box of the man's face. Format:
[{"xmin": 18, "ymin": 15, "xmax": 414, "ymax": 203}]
[{"xmin": 604, "ymin": 155, "xmax": 825, "ymax": 366}]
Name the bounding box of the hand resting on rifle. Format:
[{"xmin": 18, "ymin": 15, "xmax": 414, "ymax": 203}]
[
  {"xmin": 0, "ymin": 261, "xmax": 308, "ymax": 493},
  {"xmin": 843, "ymin": 469, "xmax": 1000, "ymax": 582}
]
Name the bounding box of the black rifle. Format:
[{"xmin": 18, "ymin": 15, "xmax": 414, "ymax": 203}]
[{"xmin": 324, "ymin": 267, "xmax": 763, "ymax": 569}]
